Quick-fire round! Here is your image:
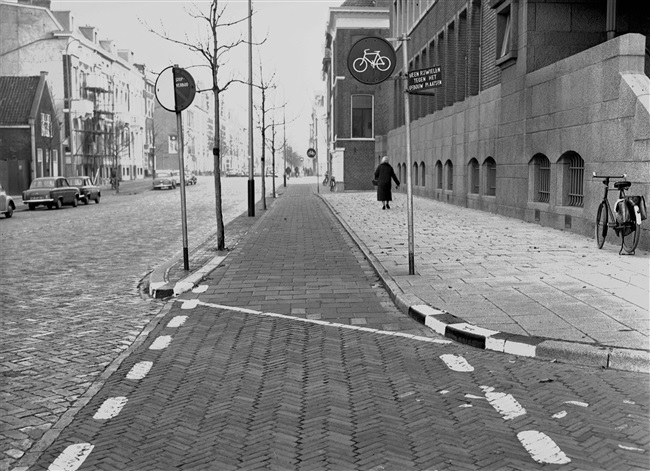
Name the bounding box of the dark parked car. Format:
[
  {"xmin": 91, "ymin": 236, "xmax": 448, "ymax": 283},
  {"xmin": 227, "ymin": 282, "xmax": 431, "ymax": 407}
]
[
  {"xmin": 22, "ymin": 177, "xmax": 79, "ymax": 210},
  {"xmin": 184, "ymin": 172, "xmax": 197, "ymax": 185},
  {"xmin": 153, "ymin": 171, "xmax": 177, "ymax": 190},
  {"xmin": 67, "ymin": 176, "xmax": 101, "ymax": 204},
  {"xmin": 0, "ymin": 183, "xmax": 15, "ymax": 218}
]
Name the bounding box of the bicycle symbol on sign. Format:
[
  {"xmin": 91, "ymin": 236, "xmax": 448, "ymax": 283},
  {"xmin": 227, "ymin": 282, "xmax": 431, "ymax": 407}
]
[{"xmin": 352, "ymin": 49, "xmax": 392, "ymax": 73}]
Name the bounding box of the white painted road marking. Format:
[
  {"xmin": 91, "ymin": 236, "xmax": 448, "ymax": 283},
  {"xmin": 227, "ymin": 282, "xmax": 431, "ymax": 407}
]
[
  {"xmin": 563, "ymin": 400, "xmax": 588, "ymax": 407},
  {"xmin": 180, "ymin": 299, "xmax": 199, "ymax": 310},
  {"xmin": 619, "ymin": 444, "xmax": 644, "ymax": 452},
  {"xmin": 440, "ymin": 354, "xmax": 474, "ymax": 372},
  {"xmin": 126, "ymin": 361, "xmax": 153, "ymax": 380},
  {"xmin": 167, "ymin": 315, "xmax": 188, "ymax": 328},
  {"xmin": 48, "ymin": 443, "xmax": 94, "ymax": 471},
  {"xmin": 192, "ymin": 284, "xmax": 208, "ymax": 293},
  {"xmin": 480, "ymin": 386, "xmax": 526, "ymax": 420},
  {"xmin": 93, "ymin": 397, "xmax": 128, "ymax": 420},
  {"xmin": 552, "ymin": 410, "xmax": 568, "ymax": 419},
  {"xmin": 517, "ymin": 431, "xmax": 571, "ymax": 464},
  {"xmin": 149, "ymin": 335, "xmax": 172, "ymax": 350}
]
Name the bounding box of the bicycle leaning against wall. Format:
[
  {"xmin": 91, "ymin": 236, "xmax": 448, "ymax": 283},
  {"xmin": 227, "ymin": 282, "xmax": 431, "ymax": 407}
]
[{"xmin": 593, "ymin": 173, "xmax": 647, "ymax": 255}]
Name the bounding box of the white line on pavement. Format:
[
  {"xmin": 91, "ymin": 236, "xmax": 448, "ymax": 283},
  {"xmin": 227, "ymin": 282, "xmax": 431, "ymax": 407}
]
[
  {"xmin": 563, "ymin": 400, "xmax": 588, "ymax": 407},
  {"xmin": 149, "ymin": 335, "xmax": 172, "ymax": 350},
  {"xmin": 47, "ymin": 443, "xmax": 94, "ymax": 471},
  {"xmin": 480, "ymin": 386, "xmax": 526, "ymax": 420},
  {"xmin": 126, "ymin": 361, "xmax": 153, "ymax": 380},
  {"xmin": 181, "ymin": 299, "xmax": 199, "ymax": 310},
  {"xmin": 167, "ymin": 316, "xmax": 188, "ymax": 328},
  {"xmin": 192, "ymin": 285, "xmax": 208, "ymax": 293},
  {"xmin": 517, "ymin": 431, "xmax": 571, "ymax": 464},
  {"xmin": 181, "ymin": 300, "xmax": 452, "ymax": 343},
  {"xmin": 93, "ymin": 397, "xmax": 128, "ymax": 420},
  {"xmin": 440, "ymin": 354, "xmax": 474, "ymax": 372}
]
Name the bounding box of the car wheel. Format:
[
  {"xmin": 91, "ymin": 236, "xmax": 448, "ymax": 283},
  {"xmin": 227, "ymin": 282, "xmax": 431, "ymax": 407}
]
[
  {"xmin": 83, "ymin": 196, "xmax": 89, "ymax": 205},
  {"xmin": 95, "ymin": 195, "xmax": 101, "ymax": 204},
  {"xmin": 54, "ymin": 199, "xmax": 62, "ymax": 209},
  {"xmin": 28, "ymin": 203, "xmax": 36, "ymax": 211},
  {"xmin": 72, "ymin": 197, "xmax": 78, "ymax": 207},
  {"xmin": 4, "ymin": 204, "xmax": 14, "ymax": 218}
]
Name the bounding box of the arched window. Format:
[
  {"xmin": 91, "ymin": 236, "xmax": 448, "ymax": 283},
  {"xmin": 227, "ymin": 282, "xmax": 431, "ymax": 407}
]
[
  {"xmin": 420, "ymin": 162, "xmax": 426, "ymax": 186},
  {"xmin": 435, "ymin": 161, "xmax": 443, "ymax": 189},
  {"xmin": 468, "ymin": 158, "xmax": 479, "ymax": 194},
  {"xmin": 445, "ymin": 160, "xmax": 453, "ymax": 191},
  {"xmin": 483, "ymin": 157, "xmax": 496, "ymax": 196},
  {"xmin": 530, "ymin": 153, "xmax": 550, "ymax": 203},
  {"xmin": 413, "ymin": 162, "xmax": 419, "ymax": 186},
  {"xmin": 558, "ymin": 151, "xmax": 584, "ymax": 207}
]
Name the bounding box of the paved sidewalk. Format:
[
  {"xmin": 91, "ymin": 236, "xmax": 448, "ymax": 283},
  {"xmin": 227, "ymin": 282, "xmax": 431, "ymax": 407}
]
[{"xmin": 154, "ymin": 181, "xmax": 649, "ymax": 372}]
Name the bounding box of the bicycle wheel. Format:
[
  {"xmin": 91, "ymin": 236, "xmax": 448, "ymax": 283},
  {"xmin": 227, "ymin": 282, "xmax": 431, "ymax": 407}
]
[
  {"xmin": 595, "ymin": 201, "xmax": 608, "ymax": 249},
  {"xmin": 621, "ymin": 221, "xmax": 640, "ymax": 254},
  {"xmin": 376, "ymin": 56, "xmax": 391, "ymax": 72},
  {"xmin": 353, "ymin": 58, "xmax": 367, "ymax": 73}
]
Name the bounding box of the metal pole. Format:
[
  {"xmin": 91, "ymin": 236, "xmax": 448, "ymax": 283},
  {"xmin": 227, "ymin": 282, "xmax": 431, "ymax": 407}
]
[
  {"xmin": 315, "ymin": 115, "xmax": 319, "ymax": 194},
  {"xmin": 283, "ymin": 104, "xmax": 287, "ymax": 188},
  {"xmin": 176, "ymin": 111, "xmax": 190, "ymax": 270},
  {"xmin": 247, "ymin": 0, "xmax": 255, "ymax": 216},
  {"xmin": 401, "ymin": 34, "xmax": 415, "ymax": 275}
]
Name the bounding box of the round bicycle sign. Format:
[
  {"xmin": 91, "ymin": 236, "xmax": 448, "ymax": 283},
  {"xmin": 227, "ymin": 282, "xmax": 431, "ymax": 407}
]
[
  {"xmin": 307, "ymin": 148, "xmax": 316, "ymax": 158},
  {"xmin": 347, "ymin": 37, "xmax": 396, "ymax": 85}
]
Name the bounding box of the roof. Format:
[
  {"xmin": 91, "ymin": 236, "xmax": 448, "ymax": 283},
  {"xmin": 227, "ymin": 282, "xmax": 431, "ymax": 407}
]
[
  {"xmin": 340, "ymin": 0, "xmax": 377, "ymax": 6},
  {"xmin": 0, "ymin": 76, "xmax": 41, "ymax": 125}
]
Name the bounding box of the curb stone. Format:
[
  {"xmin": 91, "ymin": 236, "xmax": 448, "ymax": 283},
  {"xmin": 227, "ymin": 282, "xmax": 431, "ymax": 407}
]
[{"xmin": 318, "ymin": 193, "xmax": 650, "ymax": 374}]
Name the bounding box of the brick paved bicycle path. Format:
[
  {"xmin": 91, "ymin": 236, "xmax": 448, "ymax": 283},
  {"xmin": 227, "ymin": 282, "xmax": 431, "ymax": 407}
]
[{"xmin": 160, "ymin": 181, "xmax": 648, "ymax": 372}]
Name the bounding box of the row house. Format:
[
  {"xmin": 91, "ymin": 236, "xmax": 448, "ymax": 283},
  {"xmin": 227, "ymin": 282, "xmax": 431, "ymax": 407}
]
[
  {"xmin": 323, "ymin": 0, "xmax": 650, "ymax": 248},
  {"xmin": 0, "ymin": 0, "xmax": 153, "ymax": 191}
]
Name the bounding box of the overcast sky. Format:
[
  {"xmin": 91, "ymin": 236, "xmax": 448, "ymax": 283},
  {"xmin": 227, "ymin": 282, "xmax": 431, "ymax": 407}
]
[{"xmin": 51, "ymin": 0, "xmax": 339, "ymax": 151}]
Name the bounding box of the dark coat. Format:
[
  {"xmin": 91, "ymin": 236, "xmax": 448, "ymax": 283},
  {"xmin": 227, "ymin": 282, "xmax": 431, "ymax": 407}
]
[{"xmin": 374, "ymin": 162, "xmax": 400, "ymax": 201}]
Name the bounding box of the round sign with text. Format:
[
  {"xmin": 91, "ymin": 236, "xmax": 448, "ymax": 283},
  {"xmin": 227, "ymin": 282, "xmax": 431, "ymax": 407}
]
[
  {"xmin": 155, "ymin": 66, "xmax": 196, "ymax": 112},
  {"xmin": 347, "ymin": 37, "xmax": 396, "ymax": 85}
]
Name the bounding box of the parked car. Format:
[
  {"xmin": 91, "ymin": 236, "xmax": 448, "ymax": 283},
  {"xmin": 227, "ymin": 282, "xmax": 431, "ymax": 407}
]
[
  {"xmin": 184, "ymin": 172, "xmax": 197, "ymax": 185},
  {"xmin": 225, "ymin": 168, "xmax": 239, "ymax": 177},
  {"xmin": 67, "ymin": 176, "xmax": 101, "ymax": 204},
  {"xmin": 22, "ymin": 177, "xmax": 79, "ymax": 210},
  {"xmin": 266, "ymin": 168, "xmax": 277, "ymax": 177},
  {"xmin": 153, "ymin": 171, "xmax": 177, "ymax": 190},
  {"xmin": 0, "ymin": 184, "xmax": 15, "ymax": 218}
]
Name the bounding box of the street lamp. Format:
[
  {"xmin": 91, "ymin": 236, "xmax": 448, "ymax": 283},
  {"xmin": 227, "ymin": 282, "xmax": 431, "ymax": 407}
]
[{"xmin": 247, "ymin": 0, "xmax": 255, "ymax": 217}]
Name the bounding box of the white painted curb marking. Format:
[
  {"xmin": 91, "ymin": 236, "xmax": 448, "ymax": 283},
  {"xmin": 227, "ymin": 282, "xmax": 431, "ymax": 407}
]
[
  {"xmin": 167, "ymin": 316, "xmax": 188, "ymax": 328},
  {"xmin": 481, "ymin": 386, "xmax": 526, "ymax": 420},
  {"xmin": 48, "ymin": 443, "xmax": 94, "ymax": 471},
  {"xmin": 93, "ymin": 397, "xmax": 128, "ymax": 420},
  {"xmin": 192, "ymin": 284, "xmax": 208, "ymax": 293},
  {"xmin": 440, "ymin": 354, "xmax": 475, "ymax": 372},
  {"xmin": 126, "ymin": 361, "xmax": 153, "ymax": 380},
  {"xmin": 149, "ymin": 335, "xmax": 172, "ymax": 350},
  {"xmin": 517, "ymin": 430, "xmax": 571, "ymax": 464}
]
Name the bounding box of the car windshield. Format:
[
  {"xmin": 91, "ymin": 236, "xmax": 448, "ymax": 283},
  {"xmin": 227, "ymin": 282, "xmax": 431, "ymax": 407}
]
[
  {"xmin": 67, "ymin": 178, "xmax": 84, "ymax": 185},
  {"xmin": 30, "ymin": 179, "xmax": 56, "ymax": 188}
]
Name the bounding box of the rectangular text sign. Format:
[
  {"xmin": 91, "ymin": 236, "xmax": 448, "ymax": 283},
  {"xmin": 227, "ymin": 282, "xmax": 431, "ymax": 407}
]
[{"xmin": 407, "ymin": 66, "xmax": 442, "ymax": 92}]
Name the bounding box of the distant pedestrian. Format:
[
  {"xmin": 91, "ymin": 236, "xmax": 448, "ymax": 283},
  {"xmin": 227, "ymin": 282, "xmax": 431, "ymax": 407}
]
[{"xmin": 374, "ymin": 156, "xmax": 400, "ymax": 210}]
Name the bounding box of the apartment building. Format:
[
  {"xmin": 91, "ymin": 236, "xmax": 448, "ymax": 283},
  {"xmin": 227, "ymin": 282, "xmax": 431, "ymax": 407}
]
[
  {"xmin": 1, "ymin": 0, "xmax": 150, "ymax": 185},
  {"xmin": 324, "ymin": 0, "xmax": 650, "ymax": 248}
]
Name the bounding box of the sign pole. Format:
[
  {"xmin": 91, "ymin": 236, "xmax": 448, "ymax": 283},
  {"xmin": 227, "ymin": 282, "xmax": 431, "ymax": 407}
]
[
  {"xmin": 173, "ymin": 66, "xmax": 190, "ymax": 271},
  {"xmin": 400, "ymin": 34, "xmax": 415, "ymax": 275}
]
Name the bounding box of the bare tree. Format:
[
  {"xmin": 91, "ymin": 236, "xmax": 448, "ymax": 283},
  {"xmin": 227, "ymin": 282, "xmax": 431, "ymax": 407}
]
[
  {"xmin": 253, "ymin": 61, "xmax": 278, "ymax": 210},
  {"xmin": 147, "ymin": 1, "xmax": 252, "ymax": 251}
]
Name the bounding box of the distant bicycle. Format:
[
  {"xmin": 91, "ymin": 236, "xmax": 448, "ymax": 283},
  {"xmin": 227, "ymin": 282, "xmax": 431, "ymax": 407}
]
[
  {"xmin": 593, "ymin": 173, "xmax": 646, "ymax": 255},
  {"xmin": 352, "ymin": 49, "xmax": 392, "ymax": 73}
]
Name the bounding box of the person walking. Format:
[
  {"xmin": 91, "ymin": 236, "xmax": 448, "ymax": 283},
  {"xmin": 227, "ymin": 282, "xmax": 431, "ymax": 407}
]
[{"xmin": 374, "ymin": 156, "xmax": 400, "ymax": 210}]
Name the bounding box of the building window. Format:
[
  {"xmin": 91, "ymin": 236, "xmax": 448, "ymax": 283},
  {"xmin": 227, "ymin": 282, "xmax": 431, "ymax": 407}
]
[
  {"xmin": 351, "ymin": 95, "xmax": 373, "ymax": 139},
  {"xmin": 484, "ymin": 157, "xmax": 496, "ymax": 196},
  {"xmin": 169, "ymin": 135, "xmax": 178, "ymax": 153},
  {"xmin": 494, "ymin": 0, "xmax": 517, "ymax": 65},
  {"xmin": 469, "ymin": 158, "xmax": 479, "ymax": 194},
  {"xmin": 445, "ymin": 160, "xmax": 453, "ymax": 191},
  {"xmin": 435, "ymin": 161, "xmax": 443, "ymax": 189},
  {"xmin": 413, "ymin": 162, "xmax": 419, "ymax": 186},
  {"xmin": 531, "ymin": 154, "xmax": 550, "ymax": 203},
  {"xmin": 420, "ymin": 162, "xmax": 425, "ymax": 186},
  {"xmin": 559, "ymin": 151, "xmax": 584, "ymax": 207},
  {"xmin": 41, "ymin": 113, "xmax": 52, "ymax": 138}
]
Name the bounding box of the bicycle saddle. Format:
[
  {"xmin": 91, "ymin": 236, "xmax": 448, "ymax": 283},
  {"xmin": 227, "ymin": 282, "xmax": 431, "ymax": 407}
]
[{"xmin": 614, "ymin": 181, "xmax": 631, "ymax": 190}]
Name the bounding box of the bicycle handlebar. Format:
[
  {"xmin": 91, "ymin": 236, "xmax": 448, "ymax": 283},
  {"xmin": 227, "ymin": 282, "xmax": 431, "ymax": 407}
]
[{"xmin": 592, "ymin": 172, "xmax": 626, "ymax": 179}]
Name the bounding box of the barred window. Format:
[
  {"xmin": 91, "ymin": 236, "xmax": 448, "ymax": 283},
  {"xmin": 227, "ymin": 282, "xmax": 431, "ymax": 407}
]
[
  {"xmin": 445, "ymin": 160, "xmax": 453, "ymax": 191},
  {"xmin": 535, "ymin": 154, "xmax": 550, "ymax": 203},
  {"xmin": 567, "ymin": 153, "xmax": 584, "ymax": 207},
  {"xmin": 351, "ymin": 95, "xmax": 373, "ymax": 139},
  {"xmin": 435, "ymin": 161, "xmax": 443, "ymax": 189},
  {"xmin": 469, "ymin": 159, "xmax": 479, "ymax": 194},
  {"xmin": 484, "ymin": 157, "xmax": 496, "ymax": 196},
  {"xmin": 41, "ymin": 113, "xmax": 52, "ymax": 138}
]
